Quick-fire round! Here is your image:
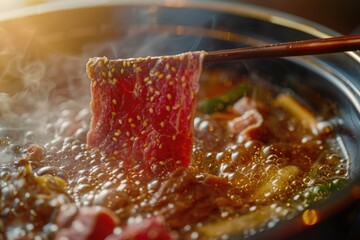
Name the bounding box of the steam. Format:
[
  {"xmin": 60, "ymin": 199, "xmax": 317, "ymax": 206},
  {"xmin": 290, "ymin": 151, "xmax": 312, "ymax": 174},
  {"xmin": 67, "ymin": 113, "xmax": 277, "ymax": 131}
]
[
  {"xmin": 0, "ymin": 27, "xmax": 90, "ymax": 144},
  {"xmin": 0, "ymin": 22, "xmax": 206, "ymax": 147},
  {"xmin": 83, "ymin": 31, "xmax": 204, "ymax": 60},
  {"xmin": 19, "ymin": 59, "xmax": 46, "ymax": 91}
]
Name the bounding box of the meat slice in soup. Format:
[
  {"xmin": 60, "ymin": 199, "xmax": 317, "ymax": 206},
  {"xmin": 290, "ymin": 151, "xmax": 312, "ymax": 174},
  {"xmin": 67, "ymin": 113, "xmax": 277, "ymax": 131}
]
[
  {"xmin": 55, "ymin": 204, "xmax": 119, "ymax": 240},
  {"xmin": 86, "ymin": 52, "xmax": 205, "ymax": 176}
]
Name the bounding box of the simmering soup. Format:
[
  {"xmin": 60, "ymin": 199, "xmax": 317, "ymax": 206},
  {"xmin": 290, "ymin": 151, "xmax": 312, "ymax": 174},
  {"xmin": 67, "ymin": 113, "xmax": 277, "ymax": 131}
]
[{"xmin": 0, "ymin": 52, "xmax": 348, "ymax": 240}]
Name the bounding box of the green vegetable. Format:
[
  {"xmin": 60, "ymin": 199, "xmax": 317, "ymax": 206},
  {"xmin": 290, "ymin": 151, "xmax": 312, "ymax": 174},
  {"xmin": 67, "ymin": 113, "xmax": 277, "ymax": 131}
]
[
  {"xmin": 198, "ymin": 85, "xmax": 248, "ymax": 114},
  {"xmin": 291, "ymin": 178, "xmax": 348, "ymax": 207}
]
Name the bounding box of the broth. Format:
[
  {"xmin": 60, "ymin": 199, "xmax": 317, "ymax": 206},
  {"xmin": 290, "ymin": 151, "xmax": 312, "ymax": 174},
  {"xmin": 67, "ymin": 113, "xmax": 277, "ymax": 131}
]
[{"xmin": 0, "ymin": 57, "xmax": 349, "ymax": 239}]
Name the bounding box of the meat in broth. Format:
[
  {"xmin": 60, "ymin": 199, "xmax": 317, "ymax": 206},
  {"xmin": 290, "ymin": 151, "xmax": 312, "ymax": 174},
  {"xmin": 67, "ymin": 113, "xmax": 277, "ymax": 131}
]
[{"xmin": 0, "ymin": 54, "xmax": 348, "ymax": 240}]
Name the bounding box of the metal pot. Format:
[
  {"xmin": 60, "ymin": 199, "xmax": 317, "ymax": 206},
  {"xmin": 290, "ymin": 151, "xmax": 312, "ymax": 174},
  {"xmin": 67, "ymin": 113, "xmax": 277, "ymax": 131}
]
[{"xmin": 0, "ymin": 0, "xmax": 359, "ymax": 239}]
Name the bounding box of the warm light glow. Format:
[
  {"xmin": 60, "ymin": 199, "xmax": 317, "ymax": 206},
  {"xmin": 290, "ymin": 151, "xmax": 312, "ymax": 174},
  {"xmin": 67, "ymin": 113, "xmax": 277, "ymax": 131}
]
[
  {"xmin": 302, "ymin": 209, "xmax": 319, "ymax": 226},
  {"xmin": 352, "ymin": 185, "xmax": 360, "ymax": 199},
  {"xmin": 0, "ymin": 0, "xmax": 45, "ymax": 12},
  {"xmin": 164, "ymin": 0, "xmax": 188, "ymax": 8}
]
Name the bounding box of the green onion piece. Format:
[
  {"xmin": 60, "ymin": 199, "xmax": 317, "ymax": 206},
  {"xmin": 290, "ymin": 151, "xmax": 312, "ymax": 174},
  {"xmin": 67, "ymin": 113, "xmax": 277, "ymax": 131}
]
[{"xmin": 198, "ymin": 85, "xmax": 248, "ymax": 114}]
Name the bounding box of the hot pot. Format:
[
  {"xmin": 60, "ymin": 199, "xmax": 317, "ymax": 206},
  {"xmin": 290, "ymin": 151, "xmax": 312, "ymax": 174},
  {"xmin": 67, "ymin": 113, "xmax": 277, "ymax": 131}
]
[{"xmin": 0, "ymin": 0, "xmax": 359, "ymax": 239}]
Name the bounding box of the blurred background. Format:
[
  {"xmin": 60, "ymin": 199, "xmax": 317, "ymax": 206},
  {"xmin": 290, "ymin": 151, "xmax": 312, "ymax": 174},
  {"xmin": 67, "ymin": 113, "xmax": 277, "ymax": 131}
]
[
  {"xmin": 235, "ymin": 0, "xmax": 360, "ymax": 34},
  {"xmin": 0, "ymin": 0, "xmax": 359, "ymax": 35}
]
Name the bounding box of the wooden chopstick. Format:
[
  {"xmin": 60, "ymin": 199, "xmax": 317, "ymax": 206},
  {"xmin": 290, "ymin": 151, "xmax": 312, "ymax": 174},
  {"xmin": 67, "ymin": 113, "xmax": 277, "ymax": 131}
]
[{"xmin": 204, "ymin": 34, "xmax": 360, "ymax": 63}]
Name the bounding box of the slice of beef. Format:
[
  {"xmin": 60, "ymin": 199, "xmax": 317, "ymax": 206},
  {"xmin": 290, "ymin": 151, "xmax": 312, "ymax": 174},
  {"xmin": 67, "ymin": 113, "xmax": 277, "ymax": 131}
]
[
  {"xmin": 228, "ymin": 109, "xmax": 264, "ymax": 136},
  {"xmin": 86, "ymin": 52, "xmax": 205, "ymax": 176},
  {"xmin": 146, "ymin": 169, "xmax": 243, "ymax": 228},
  {"xmin": 55, "ymin": 204, "xmax": 119, "ymax": 240}
]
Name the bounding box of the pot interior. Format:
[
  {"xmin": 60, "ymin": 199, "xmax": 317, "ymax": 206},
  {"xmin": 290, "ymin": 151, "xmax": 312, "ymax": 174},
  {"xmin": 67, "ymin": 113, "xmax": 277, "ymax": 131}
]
[{"xmin": 0, "ymin": 2, "xmax": 359, "ymax": 239}]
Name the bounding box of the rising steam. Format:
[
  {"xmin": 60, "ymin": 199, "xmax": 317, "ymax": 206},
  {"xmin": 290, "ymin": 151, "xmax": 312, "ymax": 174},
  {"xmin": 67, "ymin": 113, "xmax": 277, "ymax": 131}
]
[{"xmin": 0, "ymin": 24, "xmax": 202, "ymax": 146}]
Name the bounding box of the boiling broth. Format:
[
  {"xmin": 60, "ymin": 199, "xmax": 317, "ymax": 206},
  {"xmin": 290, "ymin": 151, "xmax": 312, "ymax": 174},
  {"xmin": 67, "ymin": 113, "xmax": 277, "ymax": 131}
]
[{"xmin": 0, "ymin": 58, "xmax": 349, "ymax": 239}]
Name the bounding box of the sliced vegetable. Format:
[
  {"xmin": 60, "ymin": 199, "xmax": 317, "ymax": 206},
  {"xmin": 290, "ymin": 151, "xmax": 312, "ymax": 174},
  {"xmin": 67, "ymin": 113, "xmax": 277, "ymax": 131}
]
[
  {"xmin": 198, "ymin": 84, "xmax": 248, "ymax": 114},
  {"xmin": 251, "ymin": 165, "xmax": 301, "ymax": 202},
  {"xmin": 200, "ymin": 205, "xmax": 283, "ymax": 238},
  {"xmin": 35, "ymin": 175, "xmax": 67, "ymax": 190},
  {"xmin": 274, "ymin": 93, "xmax": 317, "ymax": 127},
  {"xmin": 86, "ymin": 52, "xmax": 205, "ymax": 176}
]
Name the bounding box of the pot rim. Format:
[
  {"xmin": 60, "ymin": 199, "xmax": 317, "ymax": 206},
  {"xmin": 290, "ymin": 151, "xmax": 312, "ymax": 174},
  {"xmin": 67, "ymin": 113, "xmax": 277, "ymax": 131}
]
[
  {"xmin": 1, "ymin": 0, "xmax": 359, "ymax": 63},
  {"xmin": 0, "ymin": 0, "xmax": 344, "ymax": 38}
]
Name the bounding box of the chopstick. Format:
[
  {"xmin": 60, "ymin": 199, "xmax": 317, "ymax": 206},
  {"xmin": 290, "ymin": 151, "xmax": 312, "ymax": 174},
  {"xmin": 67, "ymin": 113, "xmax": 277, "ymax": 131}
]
[{"xmin": 204, "ymin": 34, "xmax": 360, "ymax": 63}]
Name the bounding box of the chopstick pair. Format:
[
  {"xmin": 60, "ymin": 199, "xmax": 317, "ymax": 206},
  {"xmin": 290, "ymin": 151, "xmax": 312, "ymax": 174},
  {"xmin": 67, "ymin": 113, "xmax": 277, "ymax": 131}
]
[{"xmin": 204, "ymin": 34, "xmax": 360, "ymax": 63}]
